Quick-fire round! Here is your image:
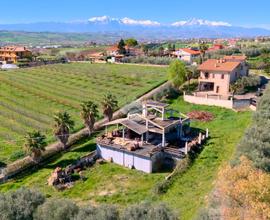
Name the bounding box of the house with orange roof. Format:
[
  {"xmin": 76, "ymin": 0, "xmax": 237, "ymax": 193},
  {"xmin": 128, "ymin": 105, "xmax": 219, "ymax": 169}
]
[
  {"xmin": 106, "ymin": 45, "xmax": 142, "ymax": 57},
  {"xmin": 197, "ymin": 55, "xmax": 248, "ymax": 97},
  {"xmin": 0, "ymin": 46, "xmax": 32, "ymax": 63},
  {"xmin": 207, "ymin": 44, "xmax": 225, "ymax": 52},
  {"xmin": 172, "ymin": 48, "xmax": 201, "ymax": 63}
]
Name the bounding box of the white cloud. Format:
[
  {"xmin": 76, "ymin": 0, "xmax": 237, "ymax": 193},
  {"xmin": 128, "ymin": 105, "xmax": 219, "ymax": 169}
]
[
  {"xmin": 172, "ymin": 18, "xmax": 231, "ymax": 27},
  {"xmin": 120, "ymin": 17, "xmax": 160, "ymax": 26}
]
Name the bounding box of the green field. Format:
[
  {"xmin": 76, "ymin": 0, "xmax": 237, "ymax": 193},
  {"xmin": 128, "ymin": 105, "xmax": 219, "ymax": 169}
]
[
  {"xmin": 0, "ymin": 97, "xmax": 251, "ymax": 219},
  {"xmin": 0, "ymin": 63, "xmax": 167, "ymax": 164}
]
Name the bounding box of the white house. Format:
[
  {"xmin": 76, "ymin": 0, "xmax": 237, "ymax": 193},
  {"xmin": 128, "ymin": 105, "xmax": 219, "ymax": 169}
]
[{"xmin": 173, "ymin": 48, "xmax": 201, "ymax": 63}]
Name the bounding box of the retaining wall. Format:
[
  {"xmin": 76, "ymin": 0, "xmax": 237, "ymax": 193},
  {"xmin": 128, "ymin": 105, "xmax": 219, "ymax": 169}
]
[{"xmin": 184, "ymin": 93, "xmax": 251, "ymax": 110}]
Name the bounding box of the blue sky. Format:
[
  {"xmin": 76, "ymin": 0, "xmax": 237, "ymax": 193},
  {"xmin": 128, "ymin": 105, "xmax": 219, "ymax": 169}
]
[{"xmin": 1, "ymin": 0, "xmax": 269, "ymax": 28}]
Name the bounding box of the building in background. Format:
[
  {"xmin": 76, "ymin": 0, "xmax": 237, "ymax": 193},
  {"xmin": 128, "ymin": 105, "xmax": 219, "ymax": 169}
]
[
  {"xmin": 172, "ymin": 48, "xmax": 201, "ymax": 64},
  {"xmin": 197, "ymin": 55, "xmax": 248, "ymax": 98},
  {"xmin": 0, "ymin": 46, "xmax": 32, "ymax": 63}
]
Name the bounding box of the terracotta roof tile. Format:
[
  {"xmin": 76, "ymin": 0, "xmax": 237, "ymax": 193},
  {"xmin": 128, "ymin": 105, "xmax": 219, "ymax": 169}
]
[
  {"xmin": 223, "ymin": 55, "xmax": 247, "ymax": 61},
  {"xmin": 198, "ymin": 59, "xmax": 241, "ymax": 72},
  {"xmin": 180, "ymin": 48, "xmax": 201, "ymax": 55}
]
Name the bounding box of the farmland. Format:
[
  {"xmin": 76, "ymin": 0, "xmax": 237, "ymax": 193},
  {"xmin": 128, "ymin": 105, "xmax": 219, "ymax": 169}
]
[
  {"xmin": 0, "ymin": 63, "xmax": 167, "ymax": 164},
  {"xmin": 0, "ymin": 97, "xmax": 251, "ymax": 219}
]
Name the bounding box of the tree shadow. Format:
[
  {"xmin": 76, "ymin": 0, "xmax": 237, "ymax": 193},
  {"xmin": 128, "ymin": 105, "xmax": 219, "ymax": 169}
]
[
  {"xmin": 71, "ymin": 142, "xmax": 96, "ymax": 153},
  {"xmin": 0, "ymin": 161, "xmax": 7, "ymax": 168},
  {"xmin": 44, "ymin": 159, "xmax": 79, "ymax": 169}
]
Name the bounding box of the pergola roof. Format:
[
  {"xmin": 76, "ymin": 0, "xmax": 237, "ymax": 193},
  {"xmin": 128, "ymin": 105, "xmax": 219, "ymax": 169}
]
[
  {"xmin": 104, "ymin": 118, "xmax": 148, "ymax": 135},
  {"xmin": 143, "ymin": 100, "xmax": 169, "ymax": 108}
]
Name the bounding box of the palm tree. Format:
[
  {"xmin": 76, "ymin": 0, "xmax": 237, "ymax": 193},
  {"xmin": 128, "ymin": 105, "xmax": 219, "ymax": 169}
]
[
  {"xmin": 199, "ymin": 43, "xmax": 209, "ymax": 62},
  {"xmin": 80, "ymin": 101, "xmax": 99, "ymax": 135},
  {"xmin": 53, "ymin": 111, "xmax": 74, "ymax": 149},
  {"xmin": 24, "ymin": 131, "xmax": 46, "ymax": 162},
  {"xmin": 101, "ymin": 93, "xmax": 118, "ymax": 122}
]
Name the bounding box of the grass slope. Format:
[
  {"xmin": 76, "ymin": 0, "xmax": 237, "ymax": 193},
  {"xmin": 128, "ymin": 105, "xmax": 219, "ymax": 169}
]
[
  {"xmin": 0, "ymin": 97, "xmax": 251, "ymax": 219},
  {"xmin": 160, "ymin": 98, "xmax": 251, "ymax": 219},
  {"xmin": 0, "ymin": 63, "xmax": 167, "ymax": 164}
]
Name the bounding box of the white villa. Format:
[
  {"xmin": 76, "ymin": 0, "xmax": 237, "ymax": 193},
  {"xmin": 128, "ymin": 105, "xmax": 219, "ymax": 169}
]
[{"xmin": 172, "ymin": 48, "xmax": 201, "ymax": 63}]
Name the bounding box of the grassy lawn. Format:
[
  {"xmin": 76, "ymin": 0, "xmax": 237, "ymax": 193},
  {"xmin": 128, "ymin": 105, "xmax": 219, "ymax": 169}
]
[
  {"xmin": 57, "ymin": 46, "xmax": 107, "ymax": 56},
  {"xmin": 0, "ymin": 63, "xmax": 167, "ymax": 164},
  {"xmin": 250, "ymin": 68, "xmax": 270, "ymax": 78},
  {"xmin": 160, "ymin": 98, "xmax": 251, "ymax": 219},
  {"xmin": 0, "ymin": 97, "xmax": 251, "ymax": 219}
]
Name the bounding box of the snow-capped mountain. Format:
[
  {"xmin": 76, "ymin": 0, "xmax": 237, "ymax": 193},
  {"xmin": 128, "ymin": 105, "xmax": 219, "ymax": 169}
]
[
  {"xmin": 88, "ymin": 16, "xmax": 160, "ymax": 26},
  {"xmin": 0, "ymin": 16, "xmax": 269, "ymax": 39},
  {"xmin": 171, "ymin": 18, "xmax": 231, "ymax": 27}
]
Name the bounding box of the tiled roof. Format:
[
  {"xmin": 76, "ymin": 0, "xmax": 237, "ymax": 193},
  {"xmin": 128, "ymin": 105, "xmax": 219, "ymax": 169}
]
[
  {"xmin": 180, "ymin": 48, "xmax": 201, "ymax": 55},
  {"xmin": 198, "ymin": 59, "xmax": 241, "ymax": 72},
  {"xmin": 223, "ymin": 55, "xmax": 247, "ymax": 61},
  {"xmin": 0, "ymin": 46, "xmax": 30, "ymax": 52}
]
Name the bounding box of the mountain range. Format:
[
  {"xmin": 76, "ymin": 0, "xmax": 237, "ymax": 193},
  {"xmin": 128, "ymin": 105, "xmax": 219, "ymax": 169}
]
[{"xmin": 0, "ymin": 16, "xmax": 269, "ymax": 40}]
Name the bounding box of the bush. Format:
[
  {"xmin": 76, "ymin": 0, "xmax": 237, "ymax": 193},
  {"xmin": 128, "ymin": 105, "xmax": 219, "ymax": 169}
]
[
  {"xmin": 0, "ymin": 188, "xmax": 45, "ymax": 220},
  {"xmin": 236, "ymin": 84, "xmax": 270, "ymax": 171},
  {"xmin": 122, "ymin": 202, "xmax": 178, "ymax": 220},
  {"xmin": 75, "ymin": 204, "xmax": 119, "ymax": 220},
  {"xmin": 231, "ymin": 75, "xmax": 261, "ymax": 94},
  {"xmin": 34, "ymin": 198, "xmax": 79, "ymax": 220}
]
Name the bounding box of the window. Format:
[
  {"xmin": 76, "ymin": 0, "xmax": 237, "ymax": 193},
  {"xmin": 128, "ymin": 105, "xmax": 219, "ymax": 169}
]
[
  {"xmin": 204, "ymin": 72, "xmax": 209, "ymax": 79},
  {"xmin": 212, "ymin": 73, "xmax": 215, "ymax": 78},
  {"xmin": 221, "ymin": 74, "xmax": 224, "ymax": 79}
]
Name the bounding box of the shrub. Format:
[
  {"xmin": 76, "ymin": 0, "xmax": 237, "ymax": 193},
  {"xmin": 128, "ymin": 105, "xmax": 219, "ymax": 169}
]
[
  {"xmin": 148, "ymin": 203, "xmax": 178, "ymax": 220},
  {"xmin": 122, "ymin": 202, "xmax": 178, "ymax": 220},
  {"xmin": 75, "ymin": 204, "xmax": 119, "ymax": 220},
  {"xmin": 218, "ymin": 157, "xmax": 270, "ymax": 219},
  {"xmin": 0, "ymin": 188, "xmax": 45, "ymax": 220},
  {"xmin": 231, "ymin": 75, "xmax": 261, "ymax": 94},
  {"xmin": 236, "ymin": 84, "xmax": 270, "ymax": 171},
  {"xmin": 34, "ymin": 198, "xmax": 79, "ymax": 220}
]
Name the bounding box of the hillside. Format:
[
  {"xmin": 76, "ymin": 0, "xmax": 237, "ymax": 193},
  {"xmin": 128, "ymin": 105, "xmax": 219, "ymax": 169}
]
[{"xmin": 0, "ymin": 31, "xmax": 121, "ymax": 45}]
